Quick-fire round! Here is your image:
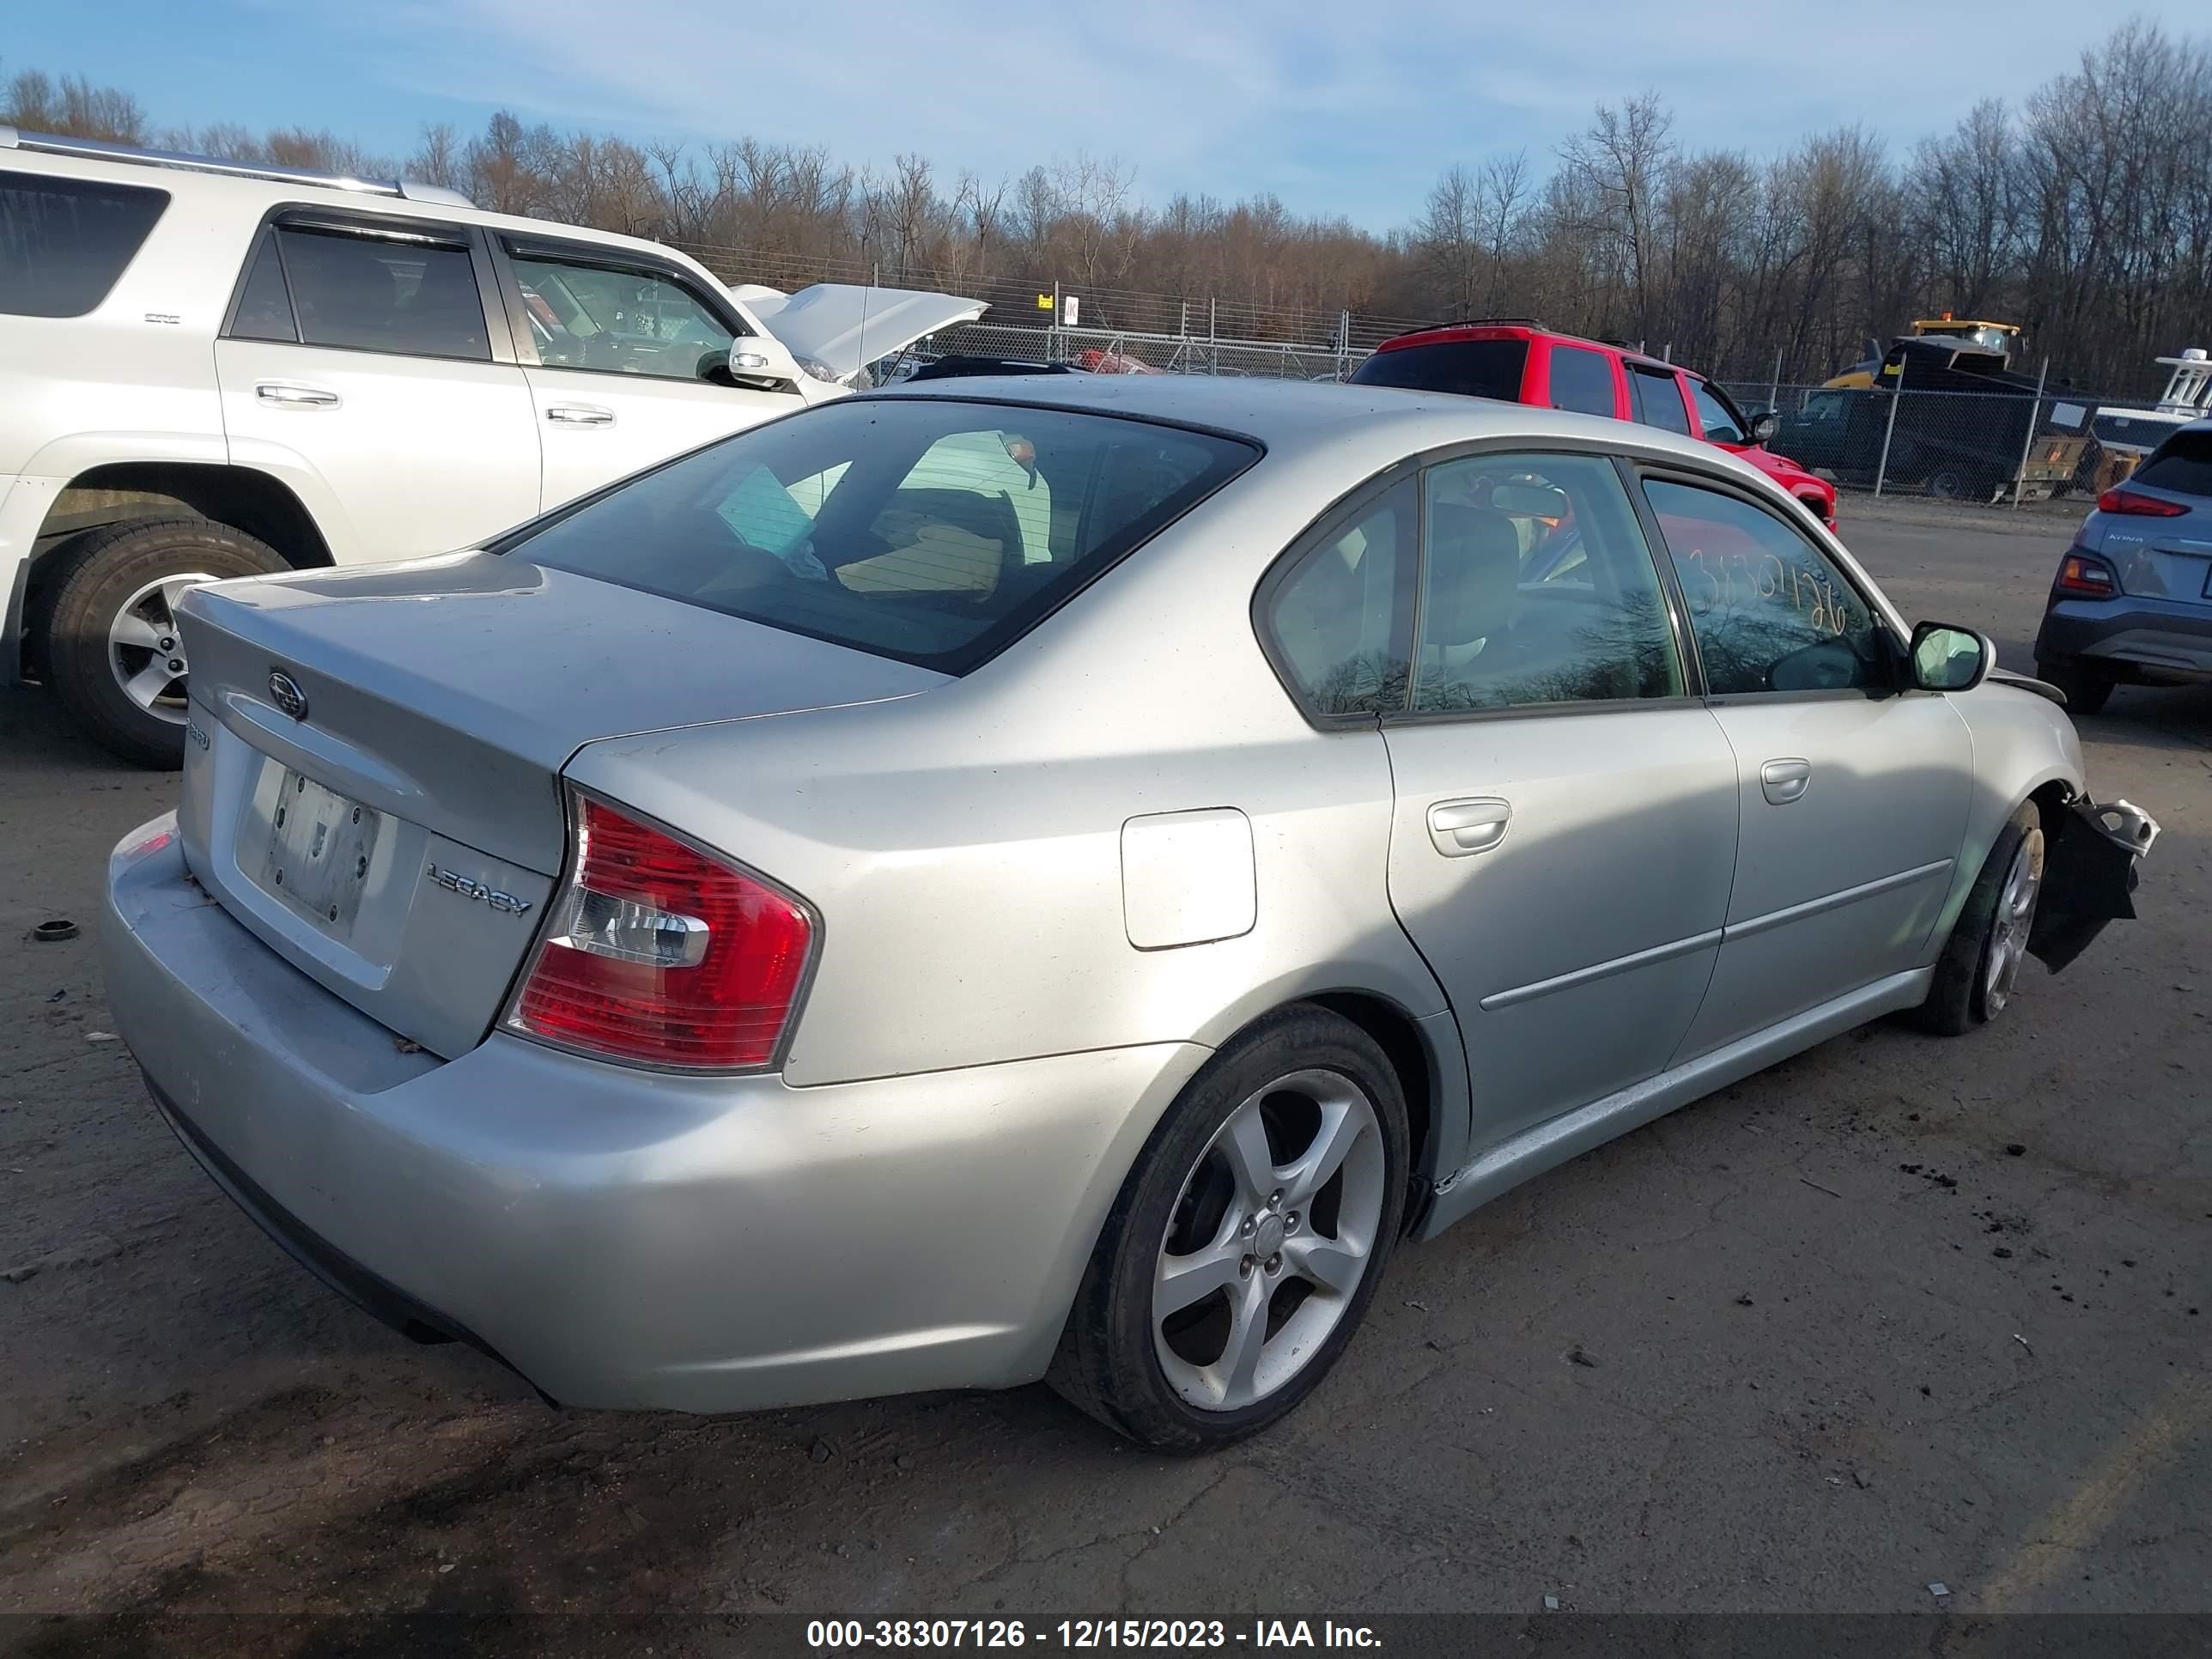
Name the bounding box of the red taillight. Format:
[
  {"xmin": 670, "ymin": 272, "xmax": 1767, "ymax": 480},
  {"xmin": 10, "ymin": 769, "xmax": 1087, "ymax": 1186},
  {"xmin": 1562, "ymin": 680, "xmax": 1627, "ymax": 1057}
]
[
  {"xmin": 2055, "ymin": 552, "xmax": 2118, "ymax": 598},
  {"xmin": 508, "ymin": 796, "xmax": 812, "ymax": 1070},
  {"xmin": 2096, "ymin": 488, "xmax": 2186, "ymax": 517}
]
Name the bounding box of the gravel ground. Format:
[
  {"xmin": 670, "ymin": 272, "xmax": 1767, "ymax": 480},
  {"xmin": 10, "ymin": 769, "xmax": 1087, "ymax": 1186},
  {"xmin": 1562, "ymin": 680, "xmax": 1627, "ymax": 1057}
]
[{"xmin": 2, "ymin": 499, "xmax": 2208, "ymax": 1654}]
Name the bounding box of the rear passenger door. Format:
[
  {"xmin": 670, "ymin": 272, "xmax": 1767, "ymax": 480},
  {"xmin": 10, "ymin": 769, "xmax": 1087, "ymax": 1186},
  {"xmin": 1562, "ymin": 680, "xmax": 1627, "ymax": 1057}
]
[
  {"xmin": 1633, "ymin": 471, "xmax": 1972, "ymax": 1059},
  {"xmin": 1370, "ymin": 451, "xmax": 1739, "ymax": 1149},
  {"xmin": 215, "ymin": 214, "xmax": 540, "ymax": 563},
  {"xmin": 491, "ymin": 237, "xmax": 802, "ymax": 510}
]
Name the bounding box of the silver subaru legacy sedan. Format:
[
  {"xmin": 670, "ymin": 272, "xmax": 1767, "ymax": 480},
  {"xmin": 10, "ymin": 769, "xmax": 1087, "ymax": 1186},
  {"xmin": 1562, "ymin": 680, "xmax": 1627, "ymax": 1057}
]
[{"xmin": 103, "ymin": 376, "xmax": 2156, "ymax": 1452}]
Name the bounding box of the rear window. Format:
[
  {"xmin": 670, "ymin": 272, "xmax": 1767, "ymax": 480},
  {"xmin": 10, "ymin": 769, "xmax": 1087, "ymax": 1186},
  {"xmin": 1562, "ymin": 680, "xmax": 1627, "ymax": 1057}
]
[
  {"xmin": 0, "ymin": 169, "xmax": 168, "ymax": 318},
  {"xmin": 2134, "ymin": 429, "xmax": 2212, "ymax": 498},
  {"xmin": 1351, "ymin": 339, "xmax": 1529, "ymax": 402},
  {"xmin": 507, "ymin": 398, "xmax": 1258, "ymax": 672}
]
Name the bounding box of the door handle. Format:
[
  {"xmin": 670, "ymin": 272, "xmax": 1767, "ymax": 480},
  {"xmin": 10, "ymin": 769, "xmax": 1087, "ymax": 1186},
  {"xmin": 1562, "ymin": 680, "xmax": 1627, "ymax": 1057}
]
[
  {"xmin": 1427, "ymin": 797, "xmax": 1511, "ymax": 857},
  {"xmin": 254, "ymin": 381, "xmax": 340, "ymax": 409},
  {"xmin": 545, "ymin": 404, "xmax": 615, "ymax": 426},
  {"xmin": 1760, "ymin": 757, "xmax": 1812, "ymax": 805}
]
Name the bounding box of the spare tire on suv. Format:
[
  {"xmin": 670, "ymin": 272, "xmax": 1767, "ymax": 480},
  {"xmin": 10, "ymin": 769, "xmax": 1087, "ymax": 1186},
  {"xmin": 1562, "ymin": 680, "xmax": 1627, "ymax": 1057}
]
[{"xmin": 39, "ymin": 520, "xmax": 288, "ymax": 768}]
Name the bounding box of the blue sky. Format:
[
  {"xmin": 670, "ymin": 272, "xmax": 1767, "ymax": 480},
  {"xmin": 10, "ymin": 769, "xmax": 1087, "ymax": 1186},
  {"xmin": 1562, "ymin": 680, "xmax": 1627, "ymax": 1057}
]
[{"xmin": 9, "ymin": 0, "xmax": 2206, "ymax": 229}]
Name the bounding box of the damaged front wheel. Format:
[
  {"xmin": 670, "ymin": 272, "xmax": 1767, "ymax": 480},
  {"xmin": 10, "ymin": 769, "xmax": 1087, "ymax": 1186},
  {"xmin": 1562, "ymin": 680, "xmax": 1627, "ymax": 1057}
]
[{"xmin": 1912, "ymin": 802, "xmax": 2044, "ymax": 1036}]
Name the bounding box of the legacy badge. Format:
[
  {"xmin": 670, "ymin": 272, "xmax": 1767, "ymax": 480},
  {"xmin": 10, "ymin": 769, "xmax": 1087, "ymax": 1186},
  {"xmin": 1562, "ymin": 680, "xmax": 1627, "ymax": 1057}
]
[{"xmin": 427, "ymin": 863, "xmax": 532, "ymax": 916}]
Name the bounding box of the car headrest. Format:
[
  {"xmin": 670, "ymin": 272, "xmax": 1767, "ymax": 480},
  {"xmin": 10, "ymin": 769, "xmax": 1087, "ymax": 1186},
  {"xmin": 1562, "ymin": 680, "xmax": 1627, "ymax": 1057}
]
[{"xmin": 1423, "ymin": 504, "xmax": 1521, "ymax": 647}]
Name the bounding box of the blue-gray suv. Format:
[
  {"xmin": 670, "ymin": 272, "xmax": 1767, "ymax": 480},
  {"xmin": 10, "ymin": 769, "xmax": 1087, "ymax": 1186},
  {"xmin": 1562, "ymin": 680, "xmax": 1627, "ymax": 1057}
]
[{"xmin": 2036, "ymin": 420, "xmax": 2212, "ymax": 714}]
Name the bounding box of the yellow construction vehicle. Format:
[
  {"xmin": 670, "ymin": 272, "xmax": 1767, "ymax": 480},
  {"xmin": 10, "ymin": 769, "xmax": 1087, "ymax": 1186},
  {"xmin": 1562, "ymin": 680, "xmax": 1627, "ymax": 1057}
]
[{"xmin": 1825, "ymin": 315, "xmax": 2025, "ymax": 388}]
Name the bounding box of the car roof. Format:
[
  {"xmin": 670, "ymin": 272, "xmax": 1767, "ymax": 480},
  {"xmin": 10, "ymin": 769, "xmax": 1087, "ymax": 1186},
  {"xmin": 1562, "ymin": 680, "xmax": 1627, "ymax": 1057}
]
[
  {"xmin": 1373, "ymin": 320, "xmax": 1688, "ymax": 377},
  {"xmin": 866, "ymin": 372, "xmax": 1769, "ymax": 485},
  {"xmin": 5, "ymin": 137, "xmax": 732, "ymax": 291}
]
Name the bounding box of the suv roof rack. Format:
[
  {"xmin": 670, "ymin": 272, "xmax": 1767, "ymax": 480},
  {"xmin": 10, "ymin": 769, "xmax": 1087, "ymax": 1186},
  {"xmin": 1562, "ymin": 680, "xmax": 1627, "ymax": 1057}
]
[{"xmin": 0, "ymin": 125, "xmax": 477, "ymax": 210}]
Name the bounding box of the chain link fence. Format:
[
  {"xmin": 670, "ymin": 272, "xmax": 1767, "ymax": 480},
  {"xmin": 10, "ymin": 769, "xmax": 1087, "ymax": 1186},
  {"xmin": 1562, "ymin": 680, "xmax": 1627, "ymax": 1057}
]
[
  {"xmin": 1714, "ymin": 380, "xmax": 2154, "ymax": 506},
  {"xmin": 906, "ymin": 319, "xmax": 1369, "ymax": 381},
  {"xmin": 672, "ymin": 240, "xmax": 2176, "ymax": 502},
  {"xmin": 669, "ymin": 240, "xmax": 1414, "ymax": 367}
]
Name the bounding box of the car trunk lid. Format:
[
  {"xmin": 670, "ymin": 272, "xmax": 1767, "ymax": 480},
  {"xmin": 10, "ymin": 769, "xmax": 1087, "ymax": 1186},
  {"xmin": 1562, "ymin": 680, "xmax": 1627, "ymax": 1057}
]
[{"xmin": 173, "ymin": 553, "xmax": 942, "ymax": 1057}]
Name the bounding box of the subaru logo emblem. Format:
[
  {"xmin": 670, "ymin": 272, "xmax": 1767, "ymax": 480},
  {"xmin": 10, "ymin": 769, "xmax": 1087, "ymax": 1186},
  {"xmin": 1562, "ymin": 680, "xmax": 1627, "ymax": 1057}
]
[{"xmin": 268, "ymin": 670, "xmax": 309, "ymax": 721}]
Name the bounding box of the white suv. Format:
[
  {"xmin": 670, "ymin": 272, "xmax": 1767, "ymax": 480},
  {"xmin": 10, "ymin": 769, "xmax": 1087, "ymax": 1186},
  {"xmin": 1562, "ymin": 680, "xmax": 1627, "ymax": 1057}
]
[{"xmin": 0, "ymin": 127, "xmax": 982, "ymax": 764}]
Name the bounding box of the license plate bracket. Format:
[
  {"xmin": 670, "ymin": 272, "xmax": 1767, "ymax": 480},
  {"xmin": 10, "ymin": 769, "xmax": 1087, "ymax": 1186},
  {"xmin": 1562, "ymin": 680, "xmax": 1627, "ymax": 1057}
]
[{"xmin": 260, "ymin": 769, "xmax": 381, "ymax": 936}]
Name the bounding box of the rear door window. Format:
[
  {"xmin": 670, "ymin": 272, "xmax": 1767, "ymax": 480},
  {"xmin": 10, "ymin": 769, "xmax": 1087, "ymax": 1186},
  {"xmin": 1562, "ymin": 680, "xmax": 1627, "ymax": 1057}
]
[
  {"xmin": 1629, "ymin": 365, "xmax": 1692, "ymax": 434},
  {"xmin": 1546, "ymin": 344, "xmax": 1619, "ymax": 417},
  {"xmin": 511, "ymin": 398, "xmax": 1256, "ymax": 672},
  {"xmin": 274, "ymin": 224, "xmax": 490, "ymax": 361},
  {"xmin": 1414, "ymin": 453, "xmax": 1682, "ymax": 710},
  {"xmin": 2135, "ymin": 429, "xmax": 2212, "ymax": 498},
  {"xmin": 1350, "ymin": 339, "xmax": 1529, "ymax": 401},
  {"xmin": 0, "ymin": 169, "xmax": 168, "ymax": 318}
]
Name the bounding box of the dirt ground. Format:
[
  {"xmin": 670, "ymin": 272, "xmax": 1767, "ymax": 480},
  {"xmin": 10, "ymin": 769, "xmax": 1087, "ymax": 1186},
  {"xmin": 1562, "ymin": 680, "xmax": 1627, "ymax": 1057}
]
[{"xmin": 3, "ymin": 496, "xmax": 2208, "ymax": 1653}]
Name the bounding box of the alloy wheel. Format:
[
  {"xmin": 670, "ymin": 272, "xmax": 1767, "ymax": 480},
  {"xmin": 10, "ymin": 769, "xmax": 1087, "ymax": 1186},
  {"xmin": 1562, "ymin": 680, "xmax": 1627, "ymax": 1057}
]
[
  {"xmin": 108, "ymin": 573, "xmax": 214, "ymax": 725},
  {"xmin": 1151, "ymin": 1067, "xmax": 1386, "ymax": 1412},
  {"xmin": 1984, "ymin": 830, "xmax": 2044, "ymax": 1015}
]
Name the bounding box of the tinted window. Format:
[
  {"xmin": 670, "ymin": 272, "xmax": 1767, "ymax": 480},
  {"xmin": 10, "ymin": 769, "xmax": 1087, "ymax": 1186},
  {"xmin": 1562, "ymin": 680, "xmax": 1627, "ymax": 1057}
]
[
  {"xmin": 1644, "ymin": 480, "xmax": 1884, "ymax": 696},
  {"xmin": 275, "ymin": 225, "xmax": 489, "ymax": 360},
  {"xmin": 509, "ymin": 245, "xmax": 738, "ymax": 382},
  {"xmin": 1350, "ymin": 339, "xmax": 1529, "ymax": 402},
  {"xmin": 1265, "ymin": 480, "xmax": 1415, "ymax": 717},
  {"xmin": 513, "ymin": 398, "xmax": 1255, "ymax": 672},
  {"xmin": 1629, "ymin": 366, "xmax": 1692, "ymax": 434},
  {"xmin": 1414, "ymin": 453, "xmax": 1682, "ymax": 711},
  {"xmin": 1688, "ymin": 380, "xmax": 1747, "ymax": 444},
  {"xmin": 1547, "ymin": 345, "xmax": 1618, "ymax": 417},
  {"xmin": 2135, "ymin": 429, "xmax": 2212, "ymax": 498},
  {"xmin": 228, "ymin": 234, "xmax": 298, "ymax": 342},
  {"xmin": 0, "ymin": 170, "xmax": 167, "ymax": 318}
]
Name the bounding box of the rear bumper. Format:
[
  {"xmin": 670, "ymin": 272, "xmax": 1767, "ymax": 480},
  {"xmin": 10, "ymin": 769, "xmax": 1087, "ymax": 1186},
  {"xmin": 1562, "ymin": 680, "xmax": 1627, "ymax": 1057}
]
[
  {"xmin": 104, "ymin": 816, "xmax": 1207, "ymax": 1413},
  {"xmin": 2037, "ymin": 595, "xmax": 2212, "ymax": 680}
]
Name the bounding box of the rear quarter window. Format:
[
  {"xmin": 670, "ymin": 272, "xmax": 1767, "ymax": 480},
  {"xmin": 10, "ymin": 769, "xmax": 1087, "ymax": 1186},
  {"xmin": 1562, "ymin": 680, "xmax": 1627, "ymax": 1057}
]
[
  {"xmin": 2135, "ymin": 429, "xmax": 2212, "ymax": 498},
  {"xmin": 1351, "ymin": 339, "xmax": 1530, "ymax": 402},
  {"xmin": 0, "ymin": 169, "xmax": 168, "ymax": 318},
  {"xmin": 1546, "ymin": 344, "xmax": 1618, "ymax": 417},
  {"xmin": 507, "ymin": 398, "xmax": 1258, "ymax": 673}
]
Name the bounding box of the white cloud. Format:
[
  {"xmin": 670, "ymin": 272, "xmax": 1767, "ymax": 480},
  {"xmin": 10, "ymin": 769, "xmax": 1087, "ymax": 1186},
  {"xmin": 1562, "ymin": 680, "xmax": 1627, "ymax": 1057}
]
[{"xmin": 331, "ymin": 0, "xmax": 2209, "ymax": 226}]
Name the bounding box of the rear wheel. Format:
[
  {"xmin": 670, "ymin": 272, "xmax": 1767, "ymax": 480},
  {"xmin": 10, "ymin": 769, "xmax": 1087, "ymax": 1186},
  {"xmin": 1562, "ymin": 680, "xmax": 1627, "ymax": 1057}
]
[
  {"xmin": 41, "ymin": 520, "xmax": 288, "ymax": 768},
  {"xmin": 1923, "ymin": 465, "xmax": 1978, "ymax": 501},
  {"xmin": 1912, "ymin": 801, "xmax": 2044, "ymax": 1036},
  {"xmin": 1048, "ymin": 1006, "xmax": 1409, "ymax": 1452},
  {"xmin": 2036, "ymin": 657, "xmax": 2115, "ymax": 716}
]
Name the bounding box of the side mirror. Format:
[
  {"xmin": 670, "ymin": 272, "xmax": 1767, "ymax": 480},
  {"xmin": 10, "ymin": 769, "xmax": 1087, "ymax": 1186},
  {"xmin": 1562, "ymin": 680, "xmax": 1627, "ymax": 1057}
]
[
  {"xmin": 1909, "ymin": 621, "xmax": 1992, "ymax": 692},
  {"xmin": 1748, "ymin": 411, "xmax": 1780, "ymax": 444},
  {"xmin": 716, "ymin": 336, "xmax": 802, "ymax": 392}
]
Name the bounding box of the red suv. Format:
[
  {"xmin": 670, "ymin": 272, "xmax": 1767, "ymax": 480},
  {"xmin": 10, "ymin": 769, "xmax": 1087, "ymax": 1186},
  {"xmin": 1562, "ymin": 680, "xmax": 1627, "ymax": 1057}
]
[{"xmin": 1350, "ymin": 320, "xmax": 1839, "ymax": 530}]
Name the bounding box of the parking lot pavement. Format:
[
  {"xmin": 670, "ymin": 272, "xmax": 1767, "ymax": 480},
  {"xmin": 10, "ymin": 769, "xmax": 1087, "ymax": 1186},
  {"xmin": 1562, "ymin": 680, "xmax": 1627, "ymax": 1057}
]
[{"xmin": 2, "ymin": 500, "xmax": 2208, "ymax": 1650}]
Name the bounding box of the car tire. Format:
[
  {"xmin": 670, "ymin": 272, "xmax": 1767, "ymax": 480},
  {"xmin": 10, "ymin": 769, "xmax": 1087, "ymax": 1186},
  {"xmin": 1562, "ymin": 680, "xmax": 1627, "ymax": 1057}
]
[
  {"xmin": 1911, "ymin": 801, "xmax": 2045, "ymax": 1037},
  {"xmin": 2035, "ymin": 657, "xmax": 2115, "ymax": 717},
  {"xmin": 1048, "ymin": 1005, "xmax": 1410, "ymax": 1453},
  {"xmin": 41, "ymin": 520, "xmax": 289, "ymax": 769},
  {"xmin": 1923, "ymin": 465, "xmax": 1977, "ymax": 501}
]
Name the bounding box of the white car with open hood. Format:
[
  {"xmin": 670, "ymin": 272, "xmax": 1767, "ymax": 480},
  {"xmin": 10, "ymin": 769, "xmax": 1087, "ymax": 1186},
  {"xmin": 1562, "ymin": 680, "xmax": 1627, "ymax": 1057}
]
[{"xmin": 0, "ymin": 124, "xmax": 985, "ymax": 764}]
